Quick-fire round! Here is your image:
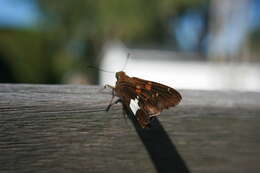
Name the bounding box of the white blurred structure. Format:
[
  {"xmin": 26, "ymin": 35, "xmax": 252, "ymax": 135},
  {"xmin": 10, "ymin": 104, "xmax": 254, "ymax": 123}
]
[{"xmin": 100, "ymin": 41, "xmax": 260, "ymax": 92}]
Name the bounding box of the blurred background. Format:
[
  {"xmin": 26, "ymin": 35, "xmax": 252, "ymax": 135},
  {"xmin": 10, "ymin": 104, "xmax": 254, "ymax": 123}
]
[{"xmin": 0, "ymin": 0, "xmax": 260, "ymax": 91}]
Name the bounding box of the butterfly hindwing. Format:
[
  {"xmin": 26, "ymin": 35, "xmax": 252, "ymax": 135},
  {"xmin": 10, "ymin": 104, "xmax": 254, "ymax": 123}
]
[
  {"xmin": 115, "ymin": 83, "xmax": 151, "ymax": 128},
  {"xmin": 135, "ymin": 109, "xmax": 150, "ymax": 128}
]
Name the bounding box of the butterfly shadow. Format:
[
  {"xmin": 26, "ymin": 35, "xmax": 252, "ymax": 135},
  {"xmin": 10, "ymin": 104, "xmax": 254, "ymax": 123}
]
[{"xmin": 124, "ymin": 107, "xmax": 190, "ymax": 173}]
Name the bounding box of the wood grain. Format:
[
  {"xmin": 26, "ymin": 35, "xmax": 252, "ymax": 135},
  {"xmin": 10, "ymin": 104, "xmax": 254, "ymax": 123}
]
[{"xmin": 0, "ymin": 84, "xmax": 260, "ymax": 173}]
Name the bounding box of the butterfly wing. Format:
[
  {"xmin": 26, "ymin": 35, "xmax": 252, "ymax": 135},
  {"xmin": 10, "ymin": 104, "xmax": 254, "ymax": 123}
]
[
  {"xmin": 114, "ymin": 81, "xmax": 151, "ymax": 128},
  {"xmin": 132, "ymin": 77, "xmax": 182, "ymax": 114},
  {"xmin": 115, "ymin": 77, "xmax": 182, "ymax": 128}
]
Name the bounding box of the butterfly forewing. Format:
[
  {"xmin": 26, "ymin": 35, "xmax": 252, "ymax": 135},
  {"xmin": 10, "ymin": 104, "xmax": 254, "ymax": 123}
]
[
  {"xmin": 111, "ymin": 71, "xmax": 182, "ymax": 128},
  {"xmin": 132, "ymin": 77, "xmax": 182, "ymax": 110}
]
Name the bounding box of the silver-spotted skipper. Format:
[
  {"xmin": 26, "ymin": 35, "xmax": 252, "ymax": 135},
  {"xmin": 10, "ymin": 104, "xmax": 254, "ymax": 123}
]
[{"xmin": 105, "ymin": 71, "xmax": 182, "ymax": 128}]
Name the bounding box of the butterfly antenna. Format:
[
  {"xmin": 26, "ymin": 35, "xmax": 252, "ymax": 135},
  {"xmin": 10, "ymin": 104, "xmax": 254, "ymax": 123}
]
[
  {"xmin": 122, "ymin": 53, "xmax": 130, "ymax": 71},
  {"xmin": 86, "ymin": 65, "xmax": 115, "ymax": 74}
]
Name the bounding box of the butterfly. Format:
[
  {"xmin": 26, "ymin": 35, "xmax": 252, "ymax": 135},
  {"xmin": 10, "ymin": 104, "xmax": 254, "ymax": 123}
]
[{"xmin": 105, "ymin": 71, "xmax": 182, "ymax": 128}]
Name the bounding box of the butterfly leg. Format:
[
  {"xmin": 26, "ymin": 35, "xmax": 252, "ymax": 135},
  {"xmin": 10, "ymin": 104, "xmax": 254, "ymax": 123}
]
[
  {"xmin": 105, "ymin": 86, "xmax": 116, "ymax": 111},
  {"xmin": 104, "ymin": 84, "xmax": 114, "ymax": 89},
  {"xmin": 99, "ymin": 84, "xmax": 115, "ymax": 93},
  {"xmin": 122, "ymin": 108, "xmax": 127, "ymax": 118},
  {"xmin": 106, "ymin": 98, "xmax": 121, "ymax": 112},
  {"xmin": 104, "ymin": 84, "xmax": 117, "ymax": 111}
]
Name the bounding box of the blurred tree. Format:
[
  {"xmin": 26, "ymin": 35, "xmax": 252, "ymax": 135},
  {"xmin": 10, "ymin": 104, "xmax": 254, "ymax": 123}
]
[
  {"xmin": 248, "ymin": 28, "xmax": 260, "ymax": 61},
  {"xmin": 0, "ymin": 0, "xmax": 208, "ymax": 84},
  {"xmin": 0, "ymin": 30, "xmax": 52, "ymax": 83},
  {"xmin": 37, "ymin": 0, "xmax": 207, "ymax": 83}
]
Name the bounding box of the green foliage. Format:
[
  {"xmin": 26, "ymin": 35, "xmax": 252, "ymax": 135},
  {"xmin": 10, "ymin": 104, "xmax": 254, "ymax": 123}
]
[
  {"xmin": 38, "ymin": 0, "xmax": 207, "ymax": 41},
  {"xmin": 0, "ymin": 29, "xmax": 73, "ymax": 83},
  {"xmin": 0, "ymin": 0, "xmax": 208, "ymax": 84}
]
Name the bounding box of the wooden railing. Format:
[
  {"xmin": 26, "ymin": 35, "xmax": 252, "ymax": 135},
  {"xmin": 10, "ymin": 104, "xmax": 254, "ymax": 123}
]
[{"xmin": 0, "ymin": 84, "xmax": 259, "ymax": 173}]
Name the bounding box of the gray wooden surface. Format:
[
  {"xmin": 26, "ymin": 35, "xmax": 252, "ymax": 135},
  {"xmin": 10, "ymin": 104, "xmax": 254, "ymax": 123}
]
[{"xmin": 0, "ymin": 84, "xmax": 259, "ymax": 173}]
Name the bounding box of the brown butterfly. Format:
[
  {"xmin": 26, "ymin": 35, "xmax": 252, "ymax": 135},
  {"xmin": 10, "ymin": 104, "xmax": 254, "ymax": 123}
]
[{"xmin": 105, "ymin": 71, "xmax": 182, "ymax": 128}]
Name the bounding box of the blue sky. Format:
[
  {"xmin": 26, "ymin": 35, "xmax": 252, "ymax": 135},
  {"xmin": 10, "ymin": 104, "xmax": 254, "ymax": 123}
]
[{"xmin": 0, "ymin": 0, "xmax": 40, "ymax": 28}]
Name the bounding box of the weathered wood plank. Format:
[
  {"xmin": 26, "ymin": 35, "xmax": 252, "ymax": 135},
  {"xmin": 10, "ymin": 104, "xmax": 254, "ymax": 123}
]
[{"xmin": 0, "ymin": 84, "xmax": 260, "ymax": 173}]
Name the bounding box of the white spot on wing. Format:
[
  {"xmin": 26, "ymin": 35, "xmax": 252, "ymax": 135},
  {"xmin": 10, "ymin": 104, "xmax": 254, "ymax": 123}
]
[{"xmin": 130, "ymin": 97, "xmax": 140, "ymax": 115}]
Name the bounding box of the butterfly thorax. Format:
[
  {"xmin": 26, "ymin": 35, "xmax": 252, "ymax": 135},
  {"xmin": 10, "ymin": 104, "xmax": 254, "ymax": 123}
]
[
  {"xmin": 115, "ymin": 71, "xmax": 128, "ymax": 82},
  {"xmin": 114, "ymin": 71, "xmax": 133, "ymax": 97}
]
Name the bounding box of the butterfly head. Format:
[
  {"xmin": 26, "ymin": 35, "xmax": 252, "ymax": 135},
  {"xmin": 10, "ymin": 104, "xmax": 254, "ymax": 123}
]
[{"xmin": 115, "ymin": 71, "xmax": 126, "ymax": 80}]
